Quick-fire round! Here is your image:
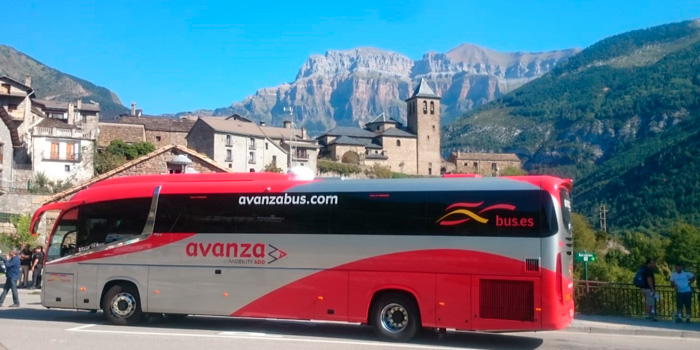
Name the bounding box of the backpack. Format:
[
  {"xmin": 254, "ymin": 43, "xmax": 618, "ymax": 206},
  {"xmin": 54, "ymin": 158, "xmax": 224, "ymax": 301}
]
[{"xmin": 633, "ymin": 267, "xmax": 646, "ymax": 288}]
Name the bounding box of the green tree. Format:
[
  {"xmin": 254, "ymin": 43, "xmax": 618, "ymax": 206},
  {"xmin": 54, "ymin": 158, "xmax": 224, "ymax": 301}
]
[
  {"xmin": 499, "ymin": 166, "xmax": 527, "ymax": 176},
  {"xmin": 0, "ymin": 215, "xmax": 36, "ymax": 250},
  {"xmin": 665, "ymin": 222, "xmax": 700, "ymax": 272},
  {"xmin": 572, "ymin": 213, "xmax": 597, "ymax": 252},
  {"xmin": 364, "ymin": 163, "xmax": 392, "ymax": 179},
  {"xmin": 95, "ymin": 140, "xmax": 156, "ymax": 174},
  {"xmin": 263, "ymin": 162, "xmax": 284, "ymax": 173}
]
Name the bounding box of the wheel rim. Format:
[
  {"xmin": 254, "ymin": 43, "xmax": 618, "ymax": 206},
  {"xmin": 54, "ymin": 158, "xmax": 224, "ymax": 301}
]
[
  {"xmin": 380, "ymin": 303, "xmax": 409, "ymax": 333},
  {"xmin": 111, "ymin": 292, "xmax": 136, "ymax": 319}
]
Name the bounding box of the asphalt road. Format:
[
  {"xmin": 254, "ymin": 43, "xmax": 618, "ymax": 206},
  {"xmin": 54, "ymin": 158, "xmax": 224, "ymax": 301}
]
[{"xmin": 1, "ymin": 292, "xmax": 699, "ymax": 350}]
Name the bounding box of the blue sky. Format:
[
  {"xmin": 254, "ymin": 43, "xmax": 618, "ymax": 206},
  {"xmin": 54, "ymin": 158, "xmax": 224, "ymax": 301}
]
[{"xmin": 3, "ymin": 0, "xmax": 699, "ymax": 114}]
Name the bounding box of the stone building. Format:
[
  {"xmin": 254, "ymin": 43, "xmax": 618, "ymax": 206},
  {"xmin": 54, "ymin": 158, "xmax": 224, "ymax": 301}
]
[
  {"xmin": 448, "ymin": 151, "xmax": 522, "ymax": 176},
  {"xmin": 317, "ymin": 78, "xmax": 442, "ymax": 176},
  {"xmin": 43, "ymin": 144, "xmax": 231, "ymax": 204},
  {"xmin": 97, "ymin": 103, "xmax": 196, "ymax": 149},
  {"xmin": 187, "ymin": 116, "xmax": 319, "ymax": 173},
  {"xmin": 0, "ymin": 75, "xmax": 100, "ymax": 188}
]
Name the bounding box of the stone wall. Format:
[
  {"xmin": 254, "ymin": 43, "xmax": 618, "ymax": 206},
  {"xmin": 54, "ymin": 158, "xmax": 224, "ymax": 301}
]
[
  {"xmin": 97, "ymin": 123, "xmax": 145, "ymax": 148},
  {"xmin": 381, "ymin": 136, "xmax": 418, "ymax": 174},
  {"xmin": 454, "ymin": 159, "xmax": 522, "ymax": 176},
  {"xmin": 0, "ymin": 193, "xmax": 50, "ymax": 216},
  {"xmin": 146, "ymin": 130, "xmax": 188, "ymax": 149}
]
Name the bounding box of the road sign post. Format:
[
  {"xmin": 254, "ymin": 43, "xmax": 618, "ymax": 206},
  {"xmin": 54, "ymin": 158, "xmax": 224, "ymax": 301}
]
[{"xmin": 575, "ymin": 252, "xmax": 597, "ymax": 292}]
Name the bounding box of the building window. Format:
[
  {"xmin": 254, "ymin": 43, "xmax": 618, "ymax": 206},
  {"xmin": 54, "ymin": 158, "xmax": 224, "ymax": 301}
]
[
  {"xmin": 473, "ymin": 162, "xmax": 479, "ymax": 171},
  {"xmin": 428, "ymin": 168, "xmax": 432, "ymax": 175},
  {"xmin": 249, "ymin": 137, "xmax": 256, "ymax": 149},
  {"xmin": 64, "ymin": 165, "xmax": 70, "ymax": 172},
  {"xmin": 248, "ymin": 151, "xmax": 255, "ymax": 164},
  {"xmin": 427, "ymin": 135, "xmax": 430, "ymax": 140},
  {"xmin": 0, "ymin": 143, "xmax": 3, "ymax": 164},
  {"xmin": 228, "ymin": 163, "xmax": 232, "ymax": 168},
  {"xmin": 249, "ymin": 168, "xmax": 255, "ymax": 172},
  {"xmin": 422, "ymin": 101, "xmax": 427, "ymax": 114},
  {"xmin": 432, "ymin": 125, "xmax": 436, "ymax": 131},
  {"xmin": 226, "ymin": 149, "xmax": 232, "ymax": 162},
  {"xmin": 296, "ymin": 148, "xmax": 308, "ymax": 159},
  {"xmin": 156, "ymin": 136, "xmax": 162, "ymax": 142},
  {"xmin": 396, "ymin": 140, "xmax": 401, "ymax": 147},
  {"xmin": 492, "ymin": 162, "xmax": 498, "ymax": 172},
  {"xmin": 430, "ymin": 101, "xmax": 435, "ymax": 114},
  {"xmin": 272, "ymin": 155, "xmax": 277, "ymax": 166},
  {"xmin": 377, "ymin": 126, "xmax": 380, "ymax": 131},
  {"xmin": 66, "ymin": 143, "xmax": 77, "ymax": 160},
  {"xmin": 50, "ymin": 142, "xmax": 60, "ymax": 159},
  {"xmin": 463, "ymin": 162, "xmax": 468, "ymax": 166},
  {"xmin": 226, "ymin": 134, "xmax": 232, "ymax": 146}
]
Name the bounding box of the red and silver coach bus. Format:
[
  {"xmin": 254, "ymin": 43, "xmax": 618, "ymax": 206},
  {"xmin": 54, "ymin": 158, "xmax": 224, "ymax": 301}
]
[{"xmin": 31, "ymin": 172, "xmax": 574, "ymax": 341}]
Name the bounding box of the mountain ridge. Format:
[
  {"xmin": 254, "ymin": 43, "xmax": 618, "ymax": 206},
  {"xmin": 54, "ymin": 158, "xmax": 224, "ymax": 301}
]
[
  {"xmin": 174, "ymin": 44, "xmax": 579, "ymax": 135},
  {"xmin": 0, "ymin": 44, "xmax": 128, "ymax": 118}
]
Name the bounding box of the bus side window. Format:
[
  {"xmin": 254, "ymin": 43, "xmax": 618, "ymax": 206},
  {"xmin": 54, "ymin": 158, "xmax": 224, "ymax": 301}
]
[{"xmin": 77, "ymin": 198, "xmax": 151, "ymax": 252}]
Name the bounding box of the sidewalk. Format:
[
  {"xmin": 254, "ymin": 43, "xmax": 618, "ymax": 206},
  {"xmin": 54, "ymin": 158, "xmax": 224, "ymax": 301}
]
[{"xmin": 568, "ymin": 314, "xmax": 700, "ymax": 339}]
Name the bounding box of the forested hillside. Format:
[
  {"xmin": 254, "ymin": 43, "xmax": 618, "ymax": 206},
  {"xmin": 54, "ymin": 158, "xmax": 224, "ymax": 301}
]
[{"xmin": 444, "ymin": 19, "xmax": 700, "ymax": 231}]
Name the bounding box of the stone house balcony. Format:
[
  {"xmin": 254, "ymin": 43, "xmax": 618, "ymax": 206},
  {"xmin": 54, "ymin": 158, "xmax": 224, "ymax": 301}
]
[
  {"xmin": 42, "ymin": 152, "xmax": 82, "ymax": 162},
  {"xmin": 34, "ymin": 127, "xmax": 88, "ymax": 139}
]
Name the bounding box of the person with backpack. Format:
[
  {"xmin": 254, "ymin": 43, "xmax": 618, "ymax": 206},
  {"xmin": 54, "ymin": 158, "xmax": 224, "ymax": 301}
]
[
  {"xmin": 670, "ymin": 263, "xmax": 695, "ymax": 323},
  {"xmin": 635, "ymin": 258, "xmax": 658, "ymax": 321}
]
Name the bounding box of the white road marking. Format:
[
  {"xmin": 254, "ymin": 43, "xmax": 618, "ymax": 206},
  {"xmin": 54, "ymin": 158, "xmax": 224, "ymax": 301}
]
[
  {"xmin": 218, "ymin": 331, "xmax": 283, "ymax": 338},
  {"xmin": 69, "ymin": 328, "xmax": 470, "ymax": 349},
  {"xmin": 65, "ymin": 323, "xmax": 99, "ymax": 331}
]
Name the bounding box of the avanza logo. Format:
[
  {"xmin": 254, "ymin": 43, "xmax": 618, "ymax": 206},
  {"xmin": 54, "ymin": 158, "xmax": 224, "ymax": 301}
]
[
  {"xmin": 436, "ymin": 202, "xmax": 533, "ymax": 227},
  {"xmin": 185, "ymin": 242, "xmax": 287, "ymax": 265}
]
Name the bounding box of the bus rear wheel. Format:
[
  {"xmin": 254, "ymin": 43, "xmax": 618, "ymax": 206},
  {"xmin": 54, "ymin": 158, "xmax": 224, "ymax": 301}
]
[
  {"xmin": 103, "ymin": 284, "xmax": 143, "ymax": 325},
  {"xmin": 371, "ymin": 293, "xmax": 420, "ymax": 341}
]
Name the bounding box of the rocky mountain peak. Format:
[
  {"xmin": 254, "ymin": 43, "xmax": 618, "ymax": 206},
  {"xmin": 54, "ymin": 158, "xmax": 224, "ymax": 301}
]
[{"xmin": 296, "ymin": 48, "xmax": 414, "ymax": 80}]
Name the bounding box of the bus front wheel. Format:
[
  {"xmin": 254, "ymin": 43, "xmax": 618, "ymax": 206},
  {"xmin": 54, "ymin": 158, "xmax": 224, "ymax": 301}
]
[
  {"xmin": 102, "ymin": 284, "xmax": 143, "ymax": 325},
  {"xmin": 371, "ymin": 293, "xmax": 420, "ymax": 341}
]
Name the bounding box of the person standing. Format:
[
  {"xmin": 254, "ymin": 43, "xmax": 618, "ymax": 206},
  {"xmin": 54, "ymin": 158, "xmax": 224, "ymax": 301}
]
[
  {"xmin": 30, "ymin": 246, "xmax": 44, "ymax": 290},
  {"xmin": 19, "ymin": 244, "xmax": 32, "ymax": 288},
  {"xmin": 670, "ymin": 263, "xmax": 695, "ymax": 323},
  {"xmin": 0, "ymin": 248, "xmax": 21, "ymax": 307},
  {"xmin": 640, "ymin": 258, "xmax": 658, "ymax": 321}
]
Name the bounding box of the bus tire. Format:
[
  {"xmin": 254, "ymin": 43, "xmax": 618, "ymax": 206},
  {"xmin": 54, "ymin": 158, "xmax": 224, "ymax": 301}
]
[
  {"xmin": 102, "ymin": 284, "xmax": 143, "ymax": 325},
  {"xmin": 371, "ymin": 293, "xmax": 420, "ymax": 341}
]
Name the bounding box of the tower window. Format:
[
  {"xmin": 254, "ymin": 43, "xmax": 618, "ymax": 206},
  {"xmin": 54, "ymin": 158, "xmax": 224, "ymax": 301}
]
[
  {"xmin": 427, "ymin": 135, "xmax": 430, "ymax": 140},
  {"xmin": 422, "ymin": 101, "xmax": 427, "ymax": 114},
  {"xmin": 396, "ymin": 140, "xmax": 401, "ymax": 147},
  {"xmin": 430, "ymin": 101, "xmax": 435, "ymax": 114},
  {"xmin": 432, "ymin": 125, "xmax": 436, "ymax": 131}
]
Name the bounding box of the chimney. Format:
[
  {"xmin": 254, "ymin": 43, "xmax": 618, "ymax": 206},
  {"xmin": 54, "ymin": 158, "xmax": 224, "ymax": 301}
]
[
  {"xmin": 25, "ymin": 74, "xmax": 31, "ymax": 87},
  {"xmin": 131, "ymin": 103, "xmax": 136, "ymax": 116},
  {"xmin": 77, "ymin": 99, "xmax": 82, "ymax": 110},
  {"xmin": 301, "ymin": 127, "xmax": 307, "ymax": 139},
  {"xmin": 283, "ymin": 120, "xmax": 291, "ymax": 129},
  {"xmin": 260, "ymin": 121, "xmax": 266, "ymax": 127},
  {"xmin": 67, "ymin": 103, "xmax": 75, "ymax": 125}
]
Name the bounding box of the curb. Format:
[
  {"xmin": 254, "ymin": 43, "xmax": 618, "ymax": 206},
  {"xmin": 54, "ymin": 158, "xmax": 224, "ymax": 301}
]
[{"xmin": 564, "ymin": 325, "xmax": 700, "ymax": 339}]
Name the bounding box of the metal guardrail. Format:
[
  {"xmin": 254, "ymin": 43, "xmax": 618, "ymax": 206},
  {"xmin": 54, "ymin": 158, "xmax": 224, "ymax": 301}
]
[{"xmin": 575, "ymin": 280, "xmax": 700, "ymax": 319}]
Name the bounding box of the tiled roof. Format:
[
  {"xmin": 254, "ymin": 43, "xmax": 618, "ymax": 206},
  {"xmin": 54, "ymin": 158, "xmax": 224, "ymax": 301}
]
[
  {"xmin": 366, "ymin": 113, "xmax": 397, "ymax": 125},
  {"xmin": 365, "ymin": 142, "xmax": 383, "ymax": 149},
  {"xmin": 199, "ymin": 117, "xmax": 303, "ymax": 140},
  {"xmin": 328, "ymin": 135, "xmax": 367, "ymax": 146},
  {"xmin": 319, "ymin": 126, "xmax": 377, "ymax": 139},
  {"xmin": 36, "ymin": 117, "xmax": 77, "ymax": 130},
  {"xmin": 408, "ymin": 78, "xmax": 439, "ymax": 99},
  {"xmin": 43, "ymin": 145, "xmax": 232, "ymax": 205},
  {"xmin": 0, "ymin": 75, "xmax": 33, "ymax": 94},
  {"xmin": 33, "ymin": 99, "xmax": 101, "ymax": 112},
  {"xmin": 119, "ymin": 116, "xmax": 195, "ymax": 133},
  {"xmin": 451, "ymin": 152, "xmax": 520, "ymax": 162},
  {"xmin": 379, "ymin": 127, "xmax": 416, "ymax": 138}
]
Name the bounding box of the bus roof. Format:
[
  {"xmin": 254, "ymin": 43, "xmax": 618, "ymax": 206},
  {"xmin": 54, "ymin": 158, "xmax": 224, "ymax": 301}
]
[{"xmin": 61, "ymin": 173, "xmax": 569, "ymax": 205}]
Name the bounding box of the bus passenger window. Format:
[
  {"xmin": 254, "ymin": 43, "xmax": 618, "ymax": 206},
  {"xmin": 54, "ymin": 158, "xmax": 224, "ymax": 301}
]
[
  {"xmin": 77, "ymin": 198, "xmax": 151, "ymax": 252},
  {"xmin": 47, "ymin": 208, "xmax": 79, "ymax": 261}
]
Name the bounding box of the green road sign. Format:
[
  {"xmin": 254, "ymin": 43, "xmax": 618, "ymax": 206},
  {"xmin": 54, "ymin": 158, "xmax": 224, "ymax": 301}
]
[{"xmin": 575, "ymin": 252, "xmax": 597, "ymax": 262}]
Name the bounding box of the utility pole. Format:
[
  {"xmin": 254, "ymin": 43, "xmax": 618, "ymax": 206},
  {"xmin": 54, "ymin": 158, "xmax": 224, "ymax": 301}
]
[{"xmin": 599, "ymin": 204, "xmax": 608, "ymax": 233}]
